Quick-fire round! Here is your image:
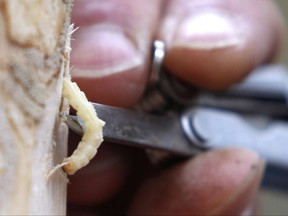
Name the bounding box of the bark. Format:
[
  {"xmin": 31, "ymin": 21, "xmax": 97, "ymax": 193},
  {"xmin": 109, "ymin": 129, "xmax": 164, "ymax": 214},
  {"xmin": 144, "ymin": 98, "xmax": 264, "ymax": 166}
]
[{"xmin": 0, "ymin": 0, "xmax": 73, "ymax": 214}]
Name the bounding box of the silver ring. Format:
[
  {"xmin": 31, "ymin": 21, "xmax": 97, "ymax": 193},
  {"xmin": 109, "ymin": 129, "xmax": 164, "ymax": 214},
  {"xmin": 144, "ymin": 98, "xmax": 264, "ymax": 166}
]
[
  {"xmin": 148, "ymin": 40, "xmax": 165, "ymax": 86},
  {"xmin": 135, "ymin": 40, "xmax": 196, "ymax": 113}
]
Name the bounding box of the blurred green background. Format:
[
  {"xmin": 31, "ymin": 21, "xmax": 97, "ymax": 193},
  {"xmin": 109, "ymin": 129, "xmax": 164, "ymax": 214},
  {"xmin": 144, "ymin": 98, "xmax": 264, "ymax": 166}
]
[
  {"xmin": 259, "ymin": 1, "xmax": 288, "ymax": 215},
  {"xmin": 277, "ymin": 0, "xmax": 288, "ymax": 66}
]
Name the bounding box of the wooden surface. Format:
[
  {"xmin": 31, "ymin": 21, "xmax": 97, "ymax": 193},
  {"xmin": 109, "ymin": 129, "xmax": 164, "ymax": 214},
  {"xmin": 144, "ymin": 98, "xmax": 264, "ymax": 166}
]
[{"xmin": 0, "ymin": 0, "xmax": 72, "ymax": 214}]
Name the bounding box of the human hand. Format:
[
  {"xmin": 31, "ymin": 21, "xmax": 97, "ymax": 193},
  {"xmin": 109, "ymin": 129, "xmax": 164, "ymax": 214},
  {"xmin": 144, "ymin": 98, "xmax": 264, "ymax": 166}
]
[{"xmin": 67, "ymin": 0, "xmax": 285, "ymax": 215}]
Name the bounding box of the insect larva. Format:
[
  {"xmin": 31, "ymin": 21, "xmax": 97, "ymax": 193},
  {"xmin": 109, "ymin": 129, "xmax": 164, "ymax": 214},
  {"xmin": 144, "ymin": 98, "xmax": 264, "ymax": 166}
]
[{"xmin": 61, "ymin": 78, "xmax": 105, "ymax": 175}]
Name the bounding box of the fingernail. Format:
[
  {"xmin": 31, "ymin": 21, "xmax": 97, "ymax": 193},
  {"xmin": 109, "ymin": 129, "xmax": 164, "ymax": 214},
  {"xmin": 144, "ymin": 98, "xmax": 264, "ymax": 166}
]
[
  {"xmin": 71, "ymin": 26, "xmax": 142, "ymax": 78},
  {"xmin": 173, "ymin": 11, "xmax": 244, "ymax": 49}
]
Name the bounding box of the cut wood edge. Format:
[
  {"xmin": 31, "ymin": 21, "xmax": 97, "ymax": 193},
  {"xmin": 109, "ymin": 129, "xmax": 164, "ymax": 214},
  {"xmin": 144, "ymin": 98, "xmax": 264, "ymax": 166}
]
[{"xmin": 0, "ymin": 0, "xmax": 73, "ymax": 214}]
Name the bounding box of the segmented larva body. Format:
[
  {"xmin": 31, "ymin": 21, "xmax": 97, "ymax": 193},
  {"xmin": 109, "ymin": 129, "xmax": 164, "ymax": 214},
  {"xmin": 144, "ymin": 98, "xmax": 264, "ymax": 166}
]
[{"xmin": 62, "ymin": 78, "xmax": 105, "ymax": 175}]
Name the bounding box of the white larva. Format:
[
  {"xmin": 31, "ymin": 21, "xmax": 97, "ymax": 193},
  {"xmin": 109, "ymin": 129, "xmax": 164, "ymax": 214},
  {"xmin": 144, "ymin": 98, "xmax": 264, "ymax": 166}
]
[
  {"xmin": 61, "ymin": 78, "xmax": 105, "ymax": 175},
  {"xmin": 47, "ymin": 24, "xmax": 105, "ymax": 176}
]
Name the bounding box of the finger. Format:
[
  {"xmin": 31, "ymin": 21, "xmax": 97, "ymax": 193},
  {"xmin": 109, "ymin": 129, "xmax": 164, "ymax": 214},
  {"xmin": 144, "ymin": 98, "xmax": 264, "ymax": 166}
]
[
  {"xmin": 70, "ymin": 0, "xmax": 162, "ymax": 107},
  {"xmin": 129, "ymin": 148, "xmax": 265, "ymax": 215},
  {"xmin": 67, "ymin": 132, "xmax": 133, "ymax": 205},
  {"xmin": 159, "ymin": 0, "xmax": 285, "ymax": 89},
  {"xmin": 67, "ymin": 130, "xmax": 153, "ymax": 206}
]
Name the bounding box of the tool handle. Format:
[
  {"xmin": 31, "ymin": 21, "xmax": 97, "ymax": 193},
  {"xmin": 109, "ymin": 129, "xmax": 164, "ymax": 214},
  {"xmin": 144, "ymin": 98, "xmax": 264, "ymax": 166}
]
[
  {"xmin": 181, "ymin": 106, "xmax": 288, "ymax": 169},
  {"xmin": 162, "ymin": 64, "xmax": 288, "ymax": 113}
]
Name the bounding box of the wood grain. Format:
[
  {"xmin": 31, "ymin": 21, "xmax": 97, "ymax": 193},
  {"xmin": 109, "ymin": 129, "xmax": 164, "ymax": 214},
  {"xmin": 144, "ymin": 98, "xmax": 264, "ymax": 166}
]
[{"xmin": 0, "ymin": 0, "xmax": 73, "ymax": 214}]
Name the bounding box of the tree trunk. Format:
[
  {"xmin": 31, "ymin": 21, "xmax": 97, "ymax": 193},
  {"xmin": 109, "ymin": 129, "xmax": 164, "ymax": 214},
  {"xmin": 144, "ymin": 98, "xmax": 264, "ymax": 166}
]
[{"xmin": 0, "ymin": 0, "xmax": 73, "ymax": 214}]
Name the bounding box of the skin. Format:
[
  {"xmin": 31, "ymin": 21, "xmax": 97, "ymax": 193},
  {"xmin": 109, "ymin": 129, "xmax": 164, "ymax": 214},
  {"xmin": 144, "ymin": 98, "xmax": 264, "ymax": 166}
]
[{"xmin": 67, "ymin": 0, "xmax": 285, "ymax": 215}]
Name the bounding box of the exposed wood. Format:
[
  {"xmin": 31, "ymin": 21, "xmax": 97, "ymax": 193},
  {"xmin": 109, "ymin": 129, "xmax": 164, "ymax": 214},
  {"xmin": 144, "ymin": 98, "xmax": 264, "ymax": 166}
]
[{"xmin": 0, "ymin": 0, "xmax": 73, "ymax": 214}]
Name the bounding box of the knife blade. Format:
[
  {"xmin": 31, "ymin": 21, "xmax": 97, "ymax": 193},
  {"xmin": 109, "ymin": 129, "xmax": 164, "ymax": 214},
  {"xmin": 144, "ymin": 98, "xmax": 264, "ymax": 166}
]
[
  {"xmin": 65, "ymin": 103, "xmax": 204, "ymax": 157},
  {"xmin": 66, "ymin": 102, "xmax": 288, "ymax": 169}
]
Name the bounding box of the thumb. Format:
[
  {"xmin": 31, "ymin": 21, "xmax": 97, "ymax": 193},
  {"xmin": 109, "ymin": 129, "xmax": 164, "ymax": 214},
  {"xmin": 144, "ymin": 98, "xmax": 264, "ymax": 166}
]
[
  {"xmin": 129, "ymin": 148, "xmax": 264, "ymax": 215},
  {"xmin": 159, "ymin": 0, "xmax": 285, "ymax": 89}
]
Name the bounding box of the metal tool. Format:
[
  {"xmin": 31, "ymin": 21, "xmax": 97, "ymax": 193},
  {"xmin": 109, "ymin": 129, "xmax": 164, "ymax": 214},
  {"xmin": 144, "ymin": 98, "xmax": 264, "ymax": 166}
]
[{"xmin": 66, "ymin": 40, "xmax": 288, "ymax": 169}]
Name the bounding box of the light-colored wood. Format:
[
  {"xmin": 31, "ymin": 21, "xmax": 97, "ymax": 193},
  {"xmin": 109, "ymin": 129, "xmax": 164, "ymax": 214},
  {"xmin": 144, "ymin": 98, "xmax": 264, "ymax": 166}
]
[{"xmin": 0, "ymin": 0, "xmax": 72, "ymax": 214}]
